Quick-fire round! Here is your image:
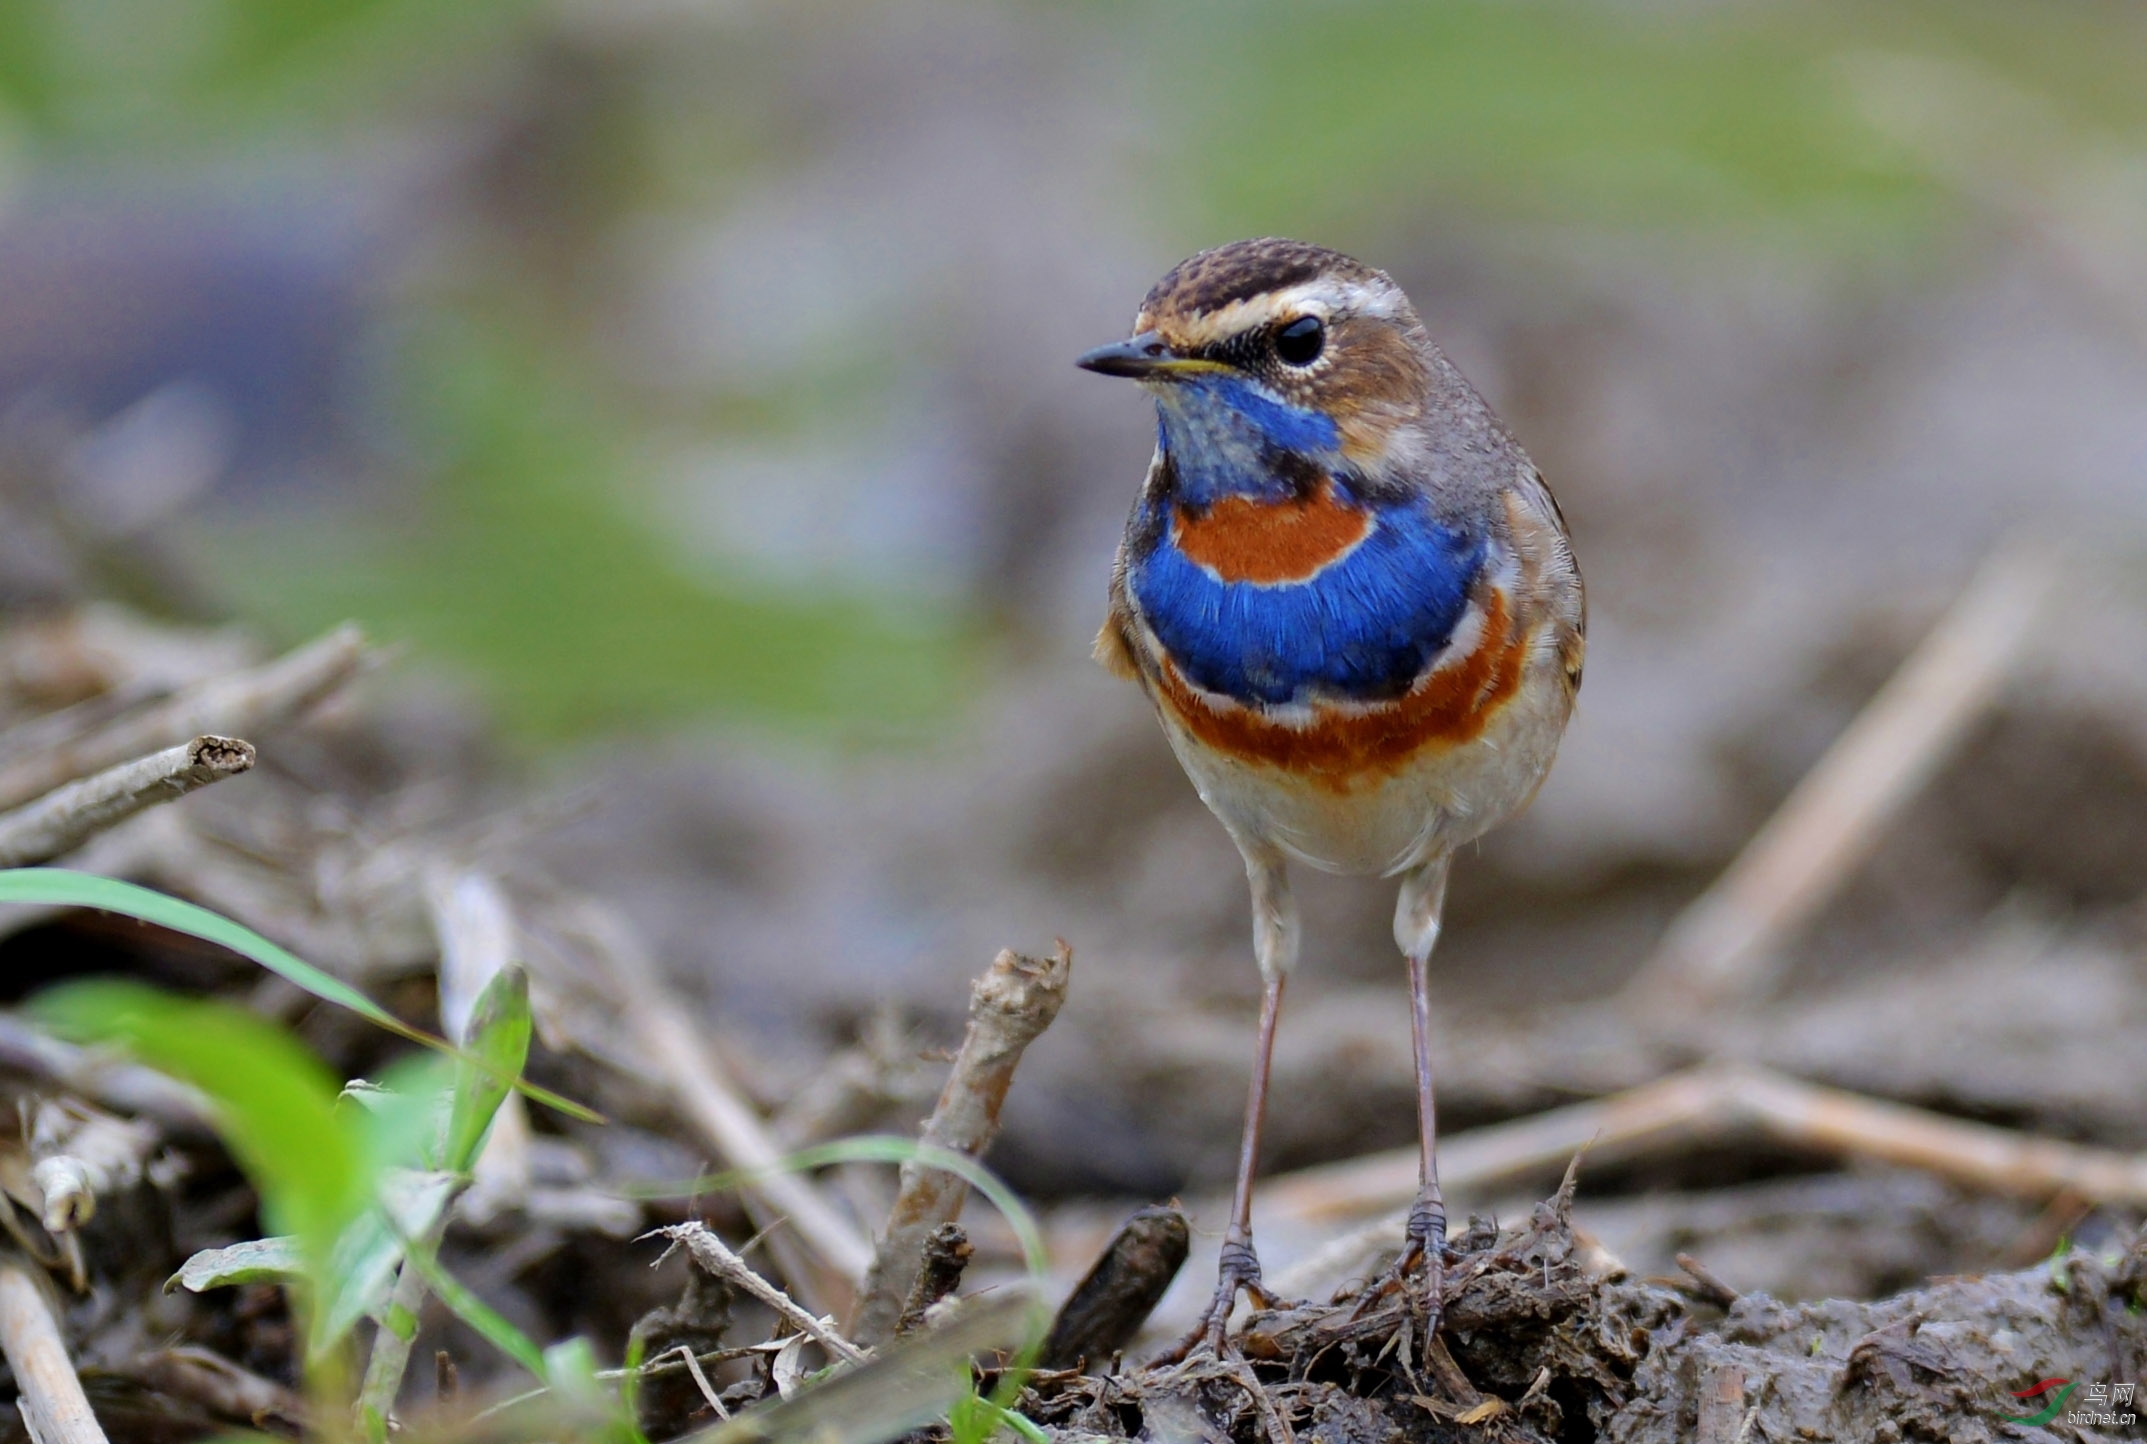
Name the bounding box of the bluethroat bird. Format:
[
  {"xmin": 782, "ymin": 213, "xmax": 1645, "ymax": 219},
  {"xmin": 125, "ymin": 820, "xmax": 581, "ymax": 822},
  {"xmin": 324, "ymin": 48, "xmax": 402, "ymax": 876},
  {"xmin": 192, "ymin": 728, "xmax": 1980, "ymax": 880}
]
[{"xmin": 1079, "ymin": 239, "xmax": 1585, "ymax": 1354}]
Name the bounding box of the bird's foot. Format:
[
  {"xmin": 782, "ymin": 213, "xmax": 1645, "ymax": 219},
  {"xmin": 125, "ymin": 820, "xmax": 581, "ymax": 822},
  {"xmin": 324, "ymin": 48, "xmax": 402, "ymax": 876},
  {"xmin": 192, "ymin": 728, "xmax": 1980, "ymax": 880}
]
[
  {"xmin": 1353, "ymin": 1193, "xmax": 1449, "ymax": 1333},
  {"xmin": 1154, "ymin": 1234, "xmax": 1284, "ymax": 1365}
]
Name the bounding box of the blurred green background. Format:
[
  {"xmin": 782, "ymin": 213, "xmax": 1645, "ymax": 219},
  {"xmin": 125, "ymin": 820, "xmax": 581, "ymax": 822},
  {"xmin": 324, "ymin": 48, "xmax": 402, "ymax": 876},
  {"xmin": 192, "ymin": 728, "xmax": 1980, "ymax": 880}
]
[{"xmin": 1, "ymin": 0, "xmax": 2142, "ymax": 741}]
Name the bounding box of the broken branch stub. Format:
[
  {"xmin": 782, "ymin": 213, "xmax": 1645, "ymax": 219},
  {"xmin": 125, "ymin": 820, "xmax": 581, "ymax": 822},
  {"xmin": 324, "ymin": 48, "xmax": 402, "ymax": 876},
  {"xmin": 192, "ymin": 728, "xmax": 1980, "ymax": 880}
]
[
  {"xmin": 0, "ymin": 735, "xmax": 254, "ymax": 868},
  {"xmin": 0, "ymin": 623, "xmax": 363, "ymax": 814},
  {"xmin": 892, "ymin": 1224, "xmax": 972, "ymax": 1338},
  {"xmin": 849, "ymin": 943, "xmax": 1071, "ymax": 1347}
]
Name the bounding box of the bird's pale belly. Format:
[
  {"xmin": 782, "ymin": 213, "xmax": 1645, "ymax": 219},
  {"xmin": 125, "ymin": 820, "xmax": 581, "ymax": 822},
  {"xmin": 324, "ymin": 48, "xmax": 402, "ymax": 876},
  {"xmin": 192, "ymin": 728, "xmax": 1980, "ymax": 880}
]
[{"xmin": 1156, "ymin": 636, "xmax": 1575, "ymax": 876}]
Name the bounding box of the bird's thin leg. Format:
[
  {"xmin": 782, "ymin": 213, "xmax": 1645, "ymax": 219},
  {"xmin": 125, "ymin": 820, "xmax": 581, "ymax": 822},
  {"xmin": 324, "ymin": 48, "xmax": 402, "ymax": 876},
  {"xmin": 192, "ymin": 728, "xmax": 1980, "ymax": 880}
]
[
  {"xmin": 1394, "ymin": 855, "xmax": 1454, "ymax": 1329},
  {"xmin": 1216, "ymin": 972, "xmax": 1286, "ymax": 1308},
  {"xmin": 1403, "ymin": 931, "xmax": 1447, "ymax": 1326},
  {"xmin": 1158, "ymin": 842, "xmax": 1296, "ymax": 1363}
]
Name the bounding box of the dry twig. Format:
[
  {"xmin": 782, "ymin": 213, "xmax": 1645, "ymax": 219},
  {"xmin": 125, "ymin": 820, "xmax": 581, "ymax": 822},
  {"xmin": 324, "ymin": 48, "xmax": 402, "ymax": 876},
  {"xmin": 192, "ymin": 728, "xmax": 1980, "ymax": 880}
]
[
  {"xmin": 657, "ymin": 1222, "xmax": 868, "ymax": 1366},
  {"xmin": 1726, "ymin": 1065, "xmax": 2147, "ymax": 1203},
  {"xmin": 661, "ymin": 1345, "xmax": 730, "ymax": 1421},
  {"xmin": 0, "ymin": 1014, "xmax": 208, "ymax": 1130},
  {"xmin": 1675, "ymin": 1253, "xmax": 1740, "ymax": 1309},
  {"xmin": 1231, "ymin": 1356, "xmax": 1297, "ymax": 1444},
  {"xmin": 0, "ymin": 1260, "xmax": 108, "ymax": 1444},
  {"xmin": 0, "ymin": 735, "xmax": 253, "ymax": 867},
  {"xmin": 850, "ymin": 943, "xmax": 1072, "ymax": 1346},
  {"xmin": 1263, "ymin": 1068, "xmax": 1731, "ymax": 1231},
  {"xmin": 1625, "ymin": 543, "xmax": 2060, "ymax": 1012},
  {"xmin": 1263, "ymin": 1062, "xmax": 2147, "ymax": 1297},
  {"xmin": 0, "ymin": 624, "xmax": 364, "ymax": 813},
  {"xmin": 107, "ymin": 1347, "xmax": 306, "ymax": 1431},
  {"xmin": 590, "ymin": 909, "xmax": 874, "ymax": 1311},
  {"xmin": 683, "ymin": 1292, "xmax": 1042, "ymax": 1444}
]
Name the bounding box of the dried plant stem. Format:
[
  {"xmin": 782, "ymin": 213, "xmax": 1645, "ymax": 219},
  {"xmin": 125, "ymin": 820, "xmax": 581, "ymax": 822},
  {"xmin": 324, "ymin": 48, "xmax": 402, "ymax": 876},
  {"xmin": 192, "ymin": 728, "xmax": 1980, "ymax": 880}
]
[
  {"xmin": 595, "ymin": 914, "xmax": 874, "ymax": 1306},
  {"xmin": 660, "ymin": 1345, "xmax": 729, "ymax": 1420},
  {"xmin": 1626, "ymin": 543, "xmax": 2059, "ymax": 1012},
  {"xmin": 0, "ymin": 1013, "xmax": 208, "ymax": 1130},
  {"xmin": 660, "ymin": 1223, "xmax": 868, "ymax": 1366},
  {"xmin": 851, "ymin": 944, "xmax": 1071, "ymax": 1347},
  {"xmin": 0, "ymin": 624, "xmax": 364, "ymax": 813},
  {"xmin": 108, "ymin": 1347, "xmax": 306, "ymax": 1432},
  {"xmin": 1263, "ymin": 1061, "xmax": 2147, "ymax": 1250},
  {"xmin": 682, "ymin": 1293, "xmax": 1041, "ymax": 1444},
  {"xmin": 0, "ymin": 736, "xmax": 253, "ymax": 867},
  {"xmin": 1232, "ymin": 1355, "xmax": 1297, "ymax": 1444},
  {"xmin": 0, "ymin": 1261, "xmax": 108, "ymax": 1444}
]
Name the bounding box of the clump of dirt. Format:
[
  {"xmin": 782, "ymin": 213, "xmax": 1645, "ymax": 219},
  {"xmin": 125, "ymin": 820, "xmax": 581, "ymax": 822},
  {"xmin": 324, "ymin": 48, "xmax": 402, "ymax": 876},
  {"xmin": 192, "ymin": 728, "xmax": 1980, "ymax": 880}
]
[{"xmin": 1019, "ymin": 1183, "xmax": 2147, "ymax": 1443}]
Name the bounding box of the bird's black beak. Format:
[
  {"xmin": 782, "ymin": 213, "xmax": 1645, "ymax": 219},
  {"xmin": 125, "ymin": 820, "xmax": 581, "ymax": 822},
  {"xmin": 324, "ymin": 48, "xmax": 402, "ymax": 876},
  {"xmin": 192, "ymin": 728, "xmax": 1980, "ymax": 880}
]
[{"xmin": 1075, "ymin": 331, "xmax": 1187, "ymax": 379}]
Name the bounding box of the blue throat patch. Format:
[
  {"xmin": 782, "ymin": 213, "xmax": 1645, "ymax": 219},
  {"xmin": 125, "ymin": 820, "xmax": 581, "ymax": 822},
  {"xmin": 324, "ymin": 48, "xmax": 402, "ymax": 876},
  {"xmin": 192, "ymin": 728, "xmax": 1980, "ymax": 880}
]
[
  {"xmin": 1130, "ymin": 484, "xmax": 1484, "ymax": 706},
  {"xmin": 1155, "ymin": 375, "xmax": 1342, "ymax": 508}
]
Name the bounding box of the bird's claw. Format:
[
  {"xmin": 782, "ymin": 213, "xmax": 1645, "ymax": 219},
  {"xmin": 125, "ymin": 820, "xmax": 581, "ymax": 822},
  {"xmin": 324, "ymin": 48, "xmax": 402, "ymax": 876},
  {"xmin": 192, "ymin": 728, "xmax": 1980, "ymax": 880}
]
[
  {"xmin": 1350, "ymin": 1241, "xmax": 1448, "ymax": 1332},
  {"xmin": 1155, "ymin": 1234, "xmax": 1288, "ymax": 1364},
  {"xmin": 1352, "ymin": 1194, "xmax": 1450, "ymax": 1331}
]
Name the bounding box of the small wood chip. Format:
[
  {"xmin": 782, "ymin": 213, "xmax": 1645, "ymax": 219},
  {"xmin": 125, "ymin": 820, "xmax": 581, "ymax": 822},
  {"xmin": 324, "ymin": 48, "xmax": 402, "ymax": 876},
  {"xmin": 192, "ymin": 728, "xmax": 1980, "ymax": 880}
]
[
  {"xmin": 1041, "ymin": 1205, "xmax": 1189, "ymax": 1370},
  {"xmin": 1676, "ymin": 1252, "xmax": 1741, "ymax": 1308},
  {"xmin": 0, "ymin": 1261, "xmax": 108, "ymax": 1444}
]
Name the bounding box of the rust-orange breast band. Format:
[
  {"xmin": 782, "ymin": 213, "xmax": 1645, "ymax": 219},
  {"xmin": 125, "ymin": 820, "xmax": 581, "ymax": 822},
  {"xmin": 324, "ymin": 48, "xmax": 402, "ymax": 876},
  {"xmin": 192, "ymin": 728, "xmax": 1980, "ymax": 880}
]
[
  {"xmin": 1154, "ymin": 586, "xmax": 1529, "ymax": 792},
  {"xmin": 1171, "ymin": 480, "xmax": 1371, "ymax": 585}
]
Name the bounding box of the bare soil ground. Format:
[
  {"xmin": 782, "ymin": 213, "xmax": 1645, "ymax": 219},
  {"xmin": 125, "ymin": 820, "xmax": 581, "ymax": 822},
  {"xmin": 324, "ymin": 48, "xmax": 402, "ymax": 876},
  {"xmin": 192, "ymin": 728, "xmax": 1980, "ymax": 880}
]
[{"xmin": 0, "ymin": 485, "xmax": 2144, "ymax": 1440}]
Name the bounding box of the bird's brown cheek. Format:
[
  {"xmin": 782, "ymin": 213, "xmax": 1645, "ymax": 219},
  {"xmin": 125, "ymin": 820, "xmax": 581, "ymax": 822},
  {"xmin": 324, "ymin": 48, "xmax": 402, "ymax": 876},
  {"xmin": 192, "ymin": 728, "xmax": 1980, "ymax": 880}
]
[{"xmin": 1323, "ymin": 324, "xmax": 1431, "ymax": 409}]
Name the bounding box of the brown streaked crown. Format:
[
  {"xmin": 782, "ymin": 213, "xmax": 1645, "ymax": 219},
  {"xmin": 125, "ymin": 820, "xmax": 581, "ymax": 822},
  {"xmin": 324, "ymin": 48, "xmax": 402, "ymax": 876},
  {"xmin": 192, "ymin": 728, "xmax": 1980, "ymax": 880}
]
[
  {"xmin": 1142, "ymin": 238, "xmax": 1374, "ymax": 321},
  {"xmin": 1138, "ymin": 239, "xmax": 1378, "ymax": 329}
]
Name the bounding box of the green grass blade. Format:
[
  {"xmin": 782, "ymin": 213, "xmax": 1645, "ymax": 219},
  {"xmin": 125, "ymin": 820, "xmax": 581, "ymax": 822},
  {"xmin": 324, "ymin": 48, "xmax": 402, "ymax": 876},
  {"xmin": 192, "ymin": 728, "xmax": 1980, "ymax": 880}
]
[
  {"xmin": 311, "ymin": 1169, "xmax": 459, "ymax": 1358},
  {"xmin": 0, "ymin": 868, "xmax": 597, "ymax": 1123},
  {"xmin": 34, "ymin": 981, "xmax": 366, "ymax": 1264},
  {"xmin": 396, "ymin": 1233, "xmax": 548, "ymax": 1380},
  {"xmin": 444, "ymin": 965, "xmax": 531, "ymax": 1172}
]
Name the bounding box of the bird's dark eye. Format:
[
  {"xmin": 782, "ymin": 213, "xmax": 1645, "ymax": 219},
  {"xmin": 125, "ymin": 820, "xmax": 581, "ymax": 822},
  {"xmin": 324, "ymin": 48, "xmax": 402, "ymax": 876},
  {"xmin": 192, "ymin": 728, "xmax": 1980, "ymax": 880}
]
[{"xmin": 1273, "ymin": 315, "xmax": 1325, "ymax": 367}]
